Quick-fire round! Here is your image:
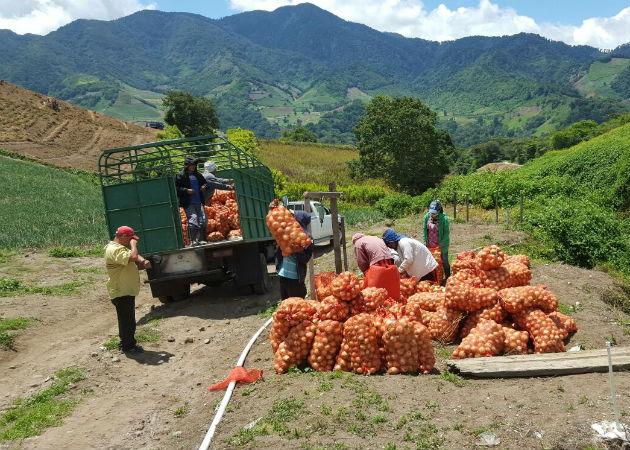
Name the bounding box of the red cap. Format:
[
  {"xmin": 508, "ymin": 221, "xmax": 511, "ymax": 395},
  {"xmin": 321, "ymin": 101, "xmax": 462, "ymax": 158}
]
[{"xmin": 116, "ymin": 225, "xmax": 139, "ymax": 240}]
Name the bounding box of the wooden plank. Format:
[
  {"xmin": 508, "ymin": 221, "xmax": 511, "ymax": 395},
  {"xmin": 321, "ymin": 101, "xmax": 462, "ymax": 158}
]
[
  {"xmin": 447, "ymin": 347, "xmax": 630, "ymax": 378},
  {"xmin": 303, "ymin": 191, "xmax": 343, "ymax": 198}
]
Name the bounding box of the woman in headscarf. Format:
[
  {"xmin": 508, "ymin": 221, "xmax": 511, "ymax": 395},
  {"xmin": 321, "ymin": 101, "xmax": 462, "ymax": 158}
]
[
  {"xmin": 382, "ymin": 228, "xmax": 437, "ymax": 280},
  {"xmin": 422, "ymin": 200, "xmax": 451, "ymax": 280},
  {"xmin": 275, "ymin": 210, "xmax": 314, "ymax": 299},
  {"xmin": 352, "ymin": 233, "xmax": 393, "ymax": 274}
]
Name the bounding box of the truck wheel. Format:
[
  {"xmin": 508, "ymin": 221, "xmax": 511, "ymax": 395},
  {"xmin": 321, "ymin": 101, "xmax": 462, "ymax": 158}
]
[
  {"xmin": 252, "ymin": 253, "xmax": 270, "ymax": 295},
  {"xmin": 157, "ymin": 283, "xmax": 190, "ymax": 303}
]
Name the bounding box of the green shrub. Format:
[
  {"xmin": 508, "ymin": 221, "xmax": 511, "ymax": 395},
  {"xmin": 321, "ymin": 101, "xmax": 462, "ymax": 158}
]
[{"xmin": 375, "ymin": 194, "xmax": 414, "ymax": 218}]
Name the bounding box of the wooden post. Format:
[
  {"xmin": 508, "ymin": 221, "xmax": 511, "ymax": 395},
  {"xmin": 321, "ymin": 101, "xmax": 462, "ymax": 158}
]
[
  {"xmin": 466, "ymin": 195, "xmax": 469, "ymax": 223},
  {"xmin": 453, "ymin": 191, "xmax": 457, "ymax": 220},
  {"xmin": 329, "ymin": 182, "xmax": 342, "ymax": 274},
  {"xmin": 520, "ymin": 194, "xmax": 524, "ymax": 223},
  {"xmin": 495, "ymin": 194, "xmax": 499, "ymax": 223},
  {"xmin": 341, "ymin": 216, "xmax": 349, "ymax": 272},
  {"xmin": 303, "ymin": 197, "xmax": 317, "ymax": 299}
]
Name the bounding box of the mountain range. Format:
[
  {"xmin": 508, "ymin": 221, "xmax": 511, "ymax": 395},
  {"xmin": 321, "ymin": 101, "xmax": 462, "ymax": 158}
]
[{"xmin": 0, "ymin": 3, "xmax": 628, "ymax": 146}]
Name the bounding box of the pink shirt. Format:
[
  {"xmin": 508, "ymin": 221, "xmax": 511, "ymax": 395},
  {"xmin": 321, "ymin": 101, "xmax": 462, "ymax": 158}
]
[
  {"xmin": 353, "ymin": 234, "xmax": 392, "ymax": 273},
  {"xmin": 427, "ymin": 217, "xmax": 440, "ymax": 247}
]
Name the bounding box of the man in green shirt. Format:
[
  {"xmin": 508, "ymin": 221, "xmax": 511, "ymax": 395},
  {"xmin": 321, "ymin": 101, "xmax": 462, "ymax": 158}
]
[{"xmin": 104, "ymin": 226, "xmax": 151, "ymax": 353}]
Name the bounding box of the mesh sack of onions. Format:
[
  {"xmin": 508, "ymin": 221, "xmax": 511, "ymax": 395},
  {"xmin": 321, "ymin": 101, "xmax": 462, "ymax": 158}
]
[
  {"xmin": 450, "ymin": 268, "xmax": 482, "ymax": 287},
  {"xmin": 475, "ymin": 245, "xmax": 506, "ymax": 270},
  {"xmin": 315, "ymin": 271, "xmax": 336, "ymax": 300},
  {"xmin": 459, "ymin": 302, "xmax": 507, "ymax": 339},
  {"xmin": 400, "ymin": 277, "xmax": 418, "ymax": 299},
  {"xmin": 331, "ymin": 272, "xmax": 363, "ymax": 301},
  {"xmin": 336, "ymin": 313, "xmax": 382, "ymax": 374},
  {"xmin": 501, "ymin": 326, "xmax": 529, "ymax": 355},
  {"xmin": 274, "ymin": 297, "xmax": 319, "ymax": 327},
  {"xmin": 270, "ymin": 317, "xmax": 291, "ymax": 353},
  {"xmin": 416, "ymin": 280, "xmax": 445, "ymax": 293},
  {"xmin": 273, "ymin": 320, "xmax": 317, "ymax": 373},
  {"xmin": 207, "ymin": 231, "xmax": 224, "ymax": 242},
  {"xmin": 179, "ymin": 208, "xmax": 189, "ymax": 246},
  {"xmin": 478, "ymin": 266, "xmax": 511, "ymax": 290},
  {"xmin": 548, "ymin": 311, "xmax": 578, "ymax": 340},
  {"xmin": 505, "ymin": 254, "xmax": 531, "ymax": 268},
  {"xmin": 445, "ymin": 278, "xmax": 474, "ymax": 310},
  {"xmin": 451, "ymin": 251, "xmax": 476, "ymax": 274},
  {"xmin": 204, "ymin": 205, "xmax": 216, "ymax": 221},
  {"xmin": 308, "ymin": 320, "xmax": 344, "ymax": 372},
  {"xmin": 412, "ymin": 322, "xmax": 436, "ymax": 373},
  {"xmin": 428, "ymin": 246, "xmax": 444, "ymax": 283},
  {"xmin": 407, "ymin": 292, "xmax": 443, "ymax": 312},
  {"xmin": 227, "ymin": 229, "xmax": 242, "ymax": 239},
  {"xmin": 514, "ymin": 309, "xmax": 565, "ymax": 354},
  {"xmin": 206, "ymin": 218, "xmax": 219, "ymax": 234},
  {"xmin": 382, "ymin": 317, "xmax": 420, "ymax": 374},
  {"xmin": 317, "ymin": 295, "xmax": 350, "ymax": 322},
  {"xmin": 451, "ymin": 319, "xmax": 505, "ymax": 359},
  {"xmin": 266, "ymin": 199, "xmax": 313, "ymax": 257},
  {"xmin": 503, "ymin": 261, "xmax": 532, "ymax": 287},
  {"xmin": 212, "ymin": 189, "xmax": 236, "ymax": 204},
  {"xmin": 499, "ymin": 286, "xmax": 558, "ymax": 314},
  {"xmin": 360, "ymin": 287, "xmax": 389, "ymax": 312},
  {"xmin": 428, "ymin": 305, "xmax": 463, "ymax": 343}
]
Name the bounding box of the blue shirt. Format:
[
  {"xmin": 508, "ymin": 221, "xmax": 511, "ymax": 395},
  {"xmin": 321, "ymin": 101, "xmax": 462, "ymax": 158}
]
[
  {"xmin": 188, "ymin": 173, "xmax": 202, "ymax": 204},
  {"xmin": 278, "ymin": 254, "xmax": 298, "ymax": 279}
]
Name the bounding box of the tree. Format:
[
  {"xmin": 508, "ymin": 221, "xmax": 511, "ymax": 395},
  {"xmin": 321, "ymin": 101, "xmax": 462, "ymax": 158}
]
[
  {"xmin": 162, "ymin": 90, "xmax": 220, "ymax": 137},
  {"xmin": 353, "ymin": 95, "xmax": 452, "ymax": 194},
  {"xmin": 281, "ymin": 126, "xmax": 317, "ymax": 143},
  {"xmin": 227, "ymin": 127, "xmax": 259, "ymax": 156}
]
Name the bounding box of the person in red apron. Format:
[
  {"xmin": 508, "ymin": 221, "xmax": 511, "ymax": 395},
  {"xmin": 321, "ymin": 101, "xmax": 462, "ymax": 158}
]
[{"xmin": 352, "ymin": 233, "xmax": 400, "ymax": 300}]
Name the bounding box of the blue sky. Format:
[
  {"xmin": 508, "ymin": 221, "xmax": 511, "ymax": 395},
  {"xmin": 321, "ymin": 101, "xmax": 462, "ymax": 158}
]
[{"xmin": 1, "ymin": 1, "xmax": 628, "ymax": 49}]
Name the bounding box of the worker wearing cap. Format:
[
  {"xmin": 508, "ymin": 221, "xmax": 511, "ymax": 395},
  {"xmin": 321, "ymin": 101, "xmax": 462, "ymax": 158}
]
[
  {"xmin": 201, "ymin": 160, "xmax": 234, "ymax": 206},
  {"xmin": 104, "ymin": 226, "xmax": 151, "ymax": 354},
  {"xmin": 383, "ymin": 228, "xmax": 437, "ymax": 280},
  {"xmin": 422, "ymin": 200, "xmax": 451, "ymax": 280}
]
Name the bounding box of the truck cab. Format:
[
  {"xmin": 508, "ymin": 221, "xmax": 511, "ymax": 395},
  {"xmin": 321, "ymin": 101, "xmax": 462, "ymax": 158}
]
[{"xmin": 285, "ymin": 200, "xmax": 341, "ymax": 244}]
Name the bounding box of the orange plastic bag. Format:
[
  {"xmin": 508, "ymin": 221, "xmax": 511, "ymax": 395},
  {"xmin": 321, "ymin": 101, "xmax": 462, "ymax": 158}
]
[
  {"xmin": 207, "ymin": 366, "xmax": 263, "ymax": 391},
  {"xmin": 365, "ymin": 264, "xmax": 400, "ymax": 301}
]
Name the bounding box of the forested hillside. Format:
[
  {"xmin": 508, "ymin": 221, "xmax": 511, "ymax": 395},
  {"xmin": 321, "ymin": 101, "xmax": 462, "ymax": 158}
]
[{"xmin": 0, "ymin": 4, "xmax": 627, "ymax": 144}]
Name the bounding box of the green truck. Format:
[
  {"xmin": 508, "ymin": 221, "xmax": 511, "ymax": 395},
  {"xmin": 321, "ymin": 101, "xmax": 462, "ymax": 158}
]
[{"xmin": 98, "ymin": 135, "xmax": 276, "ymax": 303}]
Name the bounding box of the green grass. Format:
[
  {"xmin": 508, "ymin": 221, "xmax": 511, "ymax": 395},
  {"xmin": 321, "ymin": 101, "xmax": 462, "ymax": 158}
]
[
  {"xmin": 49, "ymin": 246, "xmax": 104, "ymax": 258},
  {"xmin": 439, "ymin": 370, "xmax": 469, "ymax": 387},
  {"xmin": 0, "ymin": 317, "xmax": 37, "ymax": 351},
  {"xmin": 0, "ymin": 278, "xmax": 84, "ymax": 298},
  {"xmin": 0, "ymin": 154, "xmax": 106, "ymax": 249},
  {"xmin": 0, "ymin": 368, "xmax": 86, "ymax": 441},
  {"xmin": 102, "ymin": 318, "xmax": 163, "ymax": 349}
]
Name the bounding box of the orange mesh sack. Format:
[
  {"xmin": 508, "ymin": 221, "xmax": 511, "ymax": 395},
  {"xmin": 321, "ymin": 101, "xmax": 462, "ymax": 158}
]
[
  {"xmin": 475, "ymin": 245, "xmax": 506, "ymax": 270},
  {"xmin": 501, "ymin": 326, "xmax": 529, "ymax": 355},
  {"xmin": 365, "ymin": 264, "xmax": 400, "ymax": 301},
  {"xmin": 381, "ymin": 317, "xmax": 419, "ymax": 374},
  {"xmin": 451, "ymin": 251, "xmax": 476, "ymax": 274},
  {"xmin": 515, "ymin": 309, "xmax": 565, "ymax": 354},
  {"xmin": 459, "ymin": 302, "xmax": 507, "ymax": 339},
  {"xmin": 548, "ymin": 311, "xmax": 578, "ymax": 340},
  {"xmin": 503, "ymin": 261, "xmax": 532, "ymax": 287},
  {"xmin": 451, "ymin": 319, "xmax": 505, "ymax": 359},
  {"xmin": 273, "ymin": 320, "xmax": 316, "ymax": 373},
  {"xmin": 266, "ymin": 199, "xmax": 313, "ymax": 257},
  {"xmin": 274, "ymin": 297, "xmax": 319, "ymax": 327},
  {"xmin": 428, "ymin": 246, "xmax": 444, "ymax": 283},
  {"xmin": 331, "ymin": 272, "xmax": 363, "ymax": 301},
  {"xmin": 428, "ymin": 305, "xmax": 463, "ymax": 343},
  {"xmin": 335, "ymin": 313, "xmax": 382, "ymax": 374},
  {"xmin": 505, "ymin": 254, "xmax": 531, "ymax": 268},
  {"xmin": 315, "ymin": 271, "xmax": 336, "ymax": 300},
  {"xmin": 399, "ymin": 277, "xmax": 417, "ymax": 299},
  {"xmin": 478, "ymin": 267, "xmax": 510, "ymax": 290},
  {"xmin": 499, "ymin": 286, "xmax": 558, "ymax": 314},
  {"xmin": 317, "ymin": 296, "xmax": 350, "ymax": 322},
  {"xmin": 308, "ymin": 320, "xmax": 344, "ymax": 372},
  {"xmin": 412, "ymin": 322, "xmax": 436, "ymax": 373},
  {"xmin": 407, "ymin": 292, "xmax": 443, "ymax": 312}
]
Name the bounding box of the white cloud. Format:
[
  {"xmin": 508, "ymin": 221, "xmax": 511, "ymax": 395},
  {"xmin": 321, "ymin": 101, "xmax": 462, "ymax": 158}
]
[
  {"xmin": 0, "ymin": 0, "xmax": 155, "ymax": 35},
  {"xmin": 229, "ymin": 0, "xmax": 630, "ymax": 49}
]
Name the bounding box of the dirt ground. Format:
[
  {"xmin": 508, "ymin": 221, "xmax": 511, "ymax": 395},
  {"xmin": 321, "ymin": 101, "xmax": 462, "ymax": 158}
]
[
  {"xmin": 0, "ymin": 81, "xmax": 157, "ymax": 170},
  {"xmin": 1, "ymin": 222, "xmax": 629, "ymax": 450}
]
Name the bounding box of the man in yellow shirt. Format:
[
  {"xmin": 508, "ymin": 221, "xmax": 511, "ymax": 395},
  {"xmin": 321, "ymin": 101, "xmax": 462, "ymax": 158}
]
[{"xmin": 104, "ymin": 226, "xmax": 151, "ymax": 353}]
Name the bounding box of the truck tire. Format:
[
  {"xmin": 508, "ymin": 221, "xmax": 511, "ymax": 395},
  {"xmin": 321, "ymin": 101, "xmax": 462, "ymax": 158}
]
[
  {"xmin": 157, "ymin": 283, "xmax": 191, "ymax": 304},
  {"xmin": 252, "ymin": 253, "xmax": 270, "ymax": 295}
]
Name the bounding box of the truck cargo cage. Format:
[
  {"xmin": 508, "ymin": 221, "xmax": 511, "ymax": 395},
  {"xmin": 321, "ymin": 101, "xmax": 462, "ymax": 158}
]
[{"xmin": 98, "ymin": 135, "xmax": 275, "ymax": 254}]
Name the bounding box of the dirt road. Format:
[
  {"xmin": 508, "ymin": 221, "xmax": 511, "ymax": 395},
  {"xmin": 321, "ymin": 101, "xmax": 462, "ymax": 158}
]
[{"xmin": 1, "ymin": 223, "xmax": 629, "ymax": 450}]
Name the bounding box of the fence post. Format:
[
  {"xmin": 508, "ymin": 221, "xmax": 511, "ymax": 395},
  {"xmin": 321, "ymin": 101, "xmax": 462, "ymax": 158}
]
[
  {"xmin": 453, "ymin": 191, "xmax": 457, "ymax": 220},
  {"xmin": 466, "ymin": 195, "xmax": 469, "ymax": 223},
  {"xmin": 520, "ymin": 194, "xmax": 524, "ymax": 223},
  {"xmin": 495, "ymin": 194, "xmax": 499, "ymax": 223}
]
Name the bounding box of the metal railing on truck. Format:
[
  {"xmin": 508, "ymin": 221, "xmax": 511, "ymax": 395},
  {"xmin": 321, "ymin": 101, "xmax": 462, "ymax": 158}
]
[{"xmin": 97, "ymin": 135, "xmax": 275, "ymax": 255}]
